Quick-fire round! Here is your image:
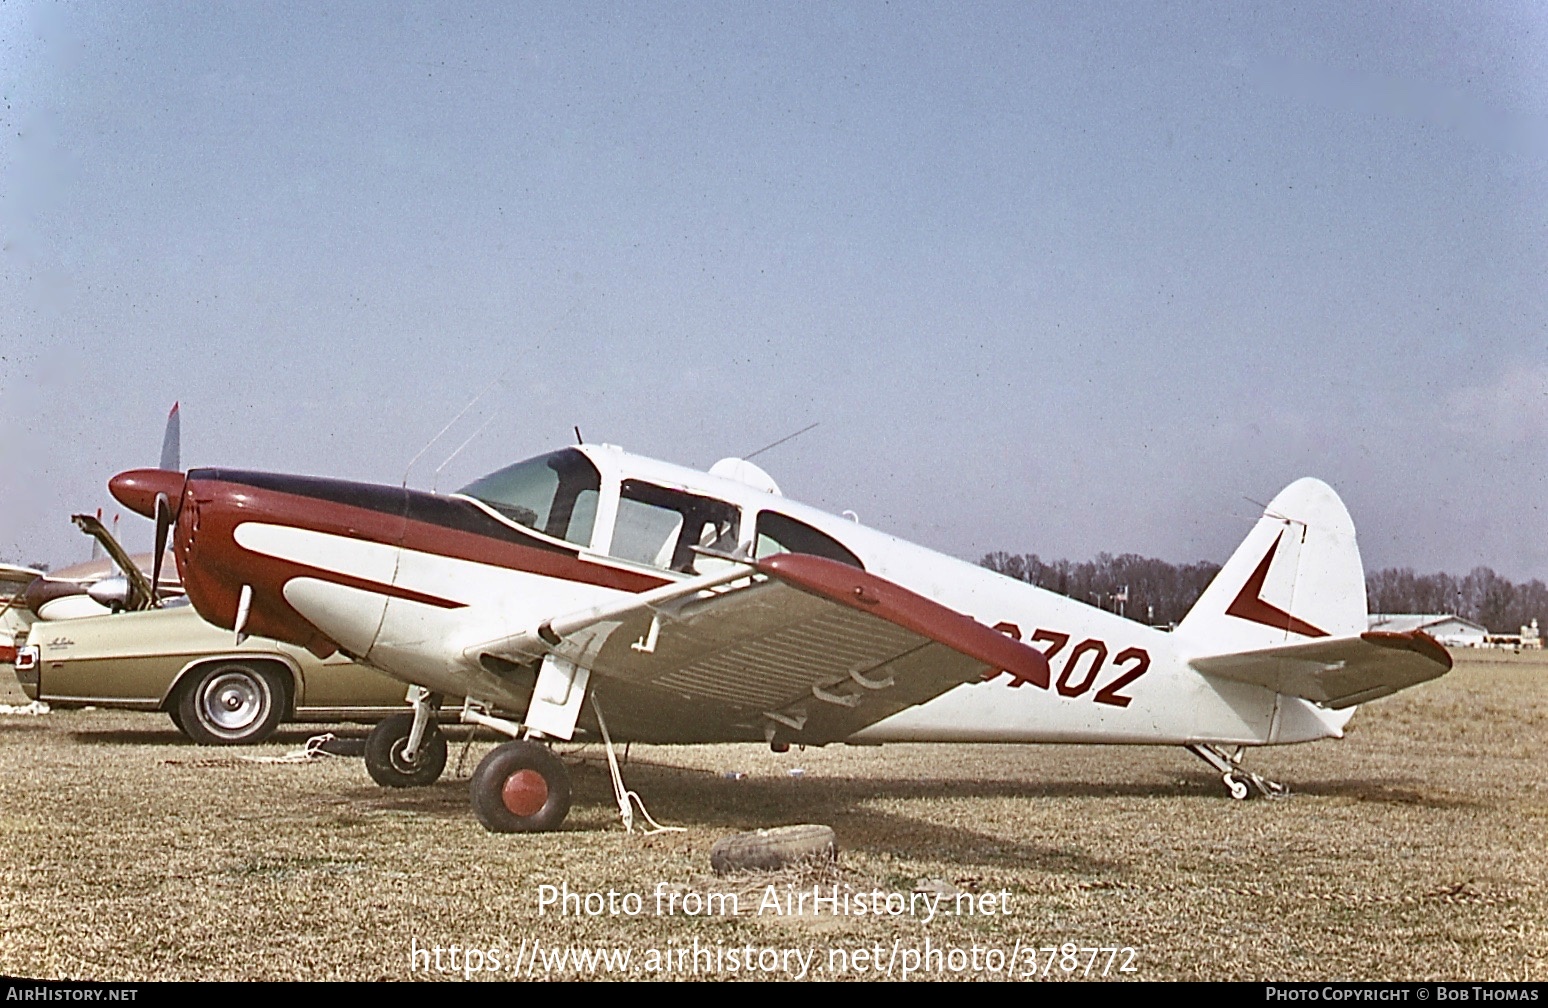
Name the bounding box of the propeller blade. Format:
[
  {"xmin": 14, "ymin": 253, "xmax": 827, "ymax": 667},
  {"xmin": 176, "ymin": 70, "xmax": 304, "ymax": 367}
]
[
  {"xmin": 160, "ymin": 402, "xmax": 181, "ymax": 472},
  {"xmin": 151, "ymin": 493, "xmax": 173, "ymax": 606}
]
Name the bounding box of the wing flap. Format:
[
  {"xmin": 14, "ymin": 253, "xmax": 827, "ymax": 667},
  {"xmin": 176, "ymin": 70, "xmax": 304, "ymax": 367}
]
[{"xmin": 1190, "ymin": 630, "xmax": 1452, "ymax": 709}]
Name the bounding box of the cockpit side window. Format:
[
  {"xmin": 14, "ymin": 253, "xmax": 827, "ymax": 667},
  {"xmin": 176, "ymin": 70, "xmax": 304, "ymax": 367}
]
[
  {"xmin": 611, "ymin": 480, "xmax": 740, "ymax": 574},
  {"xmin": 456, "ymin": 449, "xmax": 601, "ymax": 547},
  {"xmin": 754, "ymin": 511, "xmax": 864, "ymax": 569}
]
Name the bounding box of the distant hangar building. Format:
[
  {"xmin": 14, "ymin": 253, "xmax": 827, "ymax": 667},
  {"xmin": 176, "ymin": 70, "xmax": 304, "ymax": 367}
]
[{"xmin": 1368, "ymin": 614, "xmax": 1489, "ymax": 648}]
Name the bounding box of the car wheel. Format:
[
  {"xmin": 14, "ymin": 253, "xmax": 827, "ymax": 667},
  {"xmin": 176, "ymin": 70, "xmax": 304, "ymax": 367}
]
[
  {"xmin": 176, "ymin": 661, "xmax": 287, "ymax": 746},
  {"xmin": 364, "ymin": 713, "xmax": 448, "ymax": 788},
  {"xmin": 470, "ymin": 740, "xmax": 572, "ymax": 833}
]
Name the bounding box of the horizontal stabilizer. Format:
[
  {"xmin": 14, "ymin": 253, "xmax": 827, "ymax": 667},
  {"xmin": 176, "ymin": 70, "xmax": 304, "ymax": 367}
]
[{"xmin": 1190, "ymin": 630, "xmax": 1451, "ymax": 709}]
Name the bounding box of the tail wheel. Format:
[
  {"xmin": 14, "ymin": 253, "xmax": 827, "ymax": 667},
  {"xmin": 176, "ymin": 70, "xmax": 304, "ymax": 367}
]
[
  {"xmin": 365, "ymin": 712, "xmax": 448, "ymax": 788},
  {"xmin": 176, "ymin": 661, "xmax": 287, "ymax": 745},
  {"xmin": 470, "ymin": 740, "xmax": 572, "ymax": 833}
]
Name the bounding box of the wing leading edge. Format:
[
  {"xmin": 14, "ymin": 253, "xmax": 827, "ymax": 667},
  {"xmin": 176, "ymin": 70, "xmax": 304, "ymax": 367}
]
[
  {"xmin": 469, "ymin": 554, "xmax": 1051, "ymax": 746},
  {"xmin": 1189, "ymin": 629, "xmax": 1452, "ymax": 709}
]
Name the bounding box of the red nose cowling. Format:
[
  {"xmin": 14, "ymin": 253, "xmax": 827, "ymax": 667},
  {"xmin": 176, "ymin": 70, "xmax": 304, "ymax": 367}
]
[{"xmin": 109, "ymin": 469, "xmax": 185, "ymax": 518}]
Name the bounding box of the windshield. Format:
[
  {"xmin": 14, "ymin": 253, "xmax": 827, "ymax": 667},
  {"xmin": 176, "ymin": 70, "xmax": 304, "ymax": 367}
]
[{"xmin": 456, "ymin": 449, "xmax": 601, "ymax": 547}]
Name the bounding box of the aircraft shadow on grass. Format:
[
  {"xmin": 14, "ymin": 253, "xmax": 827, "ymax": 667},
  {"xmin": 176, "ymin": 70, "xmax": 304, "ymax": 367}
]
[{"xmin": 347, "ymin": 769, "xmax": 1127, "ymax": 875}]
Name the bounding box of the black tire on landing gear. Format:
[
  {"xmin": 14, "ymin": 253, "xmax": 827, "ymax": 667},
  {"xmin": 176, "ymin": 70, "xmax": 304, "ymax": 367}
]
[
  {"xmin": 364, "ymin": 712, "xmax": 448, "ymax": 788},
  {"xmin": 470, "ymin": 740, "xmax": 572, "ymax": 833}
]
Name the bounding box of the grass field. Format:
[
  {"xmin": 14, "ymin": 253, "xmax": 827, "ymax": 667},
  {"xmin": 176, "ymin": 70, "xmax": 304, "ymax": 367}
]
[{"xmin": 1, "ymin": 650, "xmax": 1543, "ymax": 982}]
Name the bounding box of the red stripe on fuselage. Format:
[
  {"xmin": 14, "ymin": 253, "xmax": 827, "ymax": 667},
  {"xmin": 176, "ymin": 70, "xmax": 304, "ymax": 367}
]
[{"xmin": 260, "ymin": 559, "xmax": 468, "ymax": 609}]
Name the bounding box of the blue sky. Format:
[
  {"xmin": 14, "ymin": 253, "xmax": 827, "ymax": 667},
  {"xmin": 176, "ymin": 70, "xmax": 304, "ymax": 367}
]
[{"xmin": 2, "ymin": 2, "xmax": 1545, "ymax": 582}]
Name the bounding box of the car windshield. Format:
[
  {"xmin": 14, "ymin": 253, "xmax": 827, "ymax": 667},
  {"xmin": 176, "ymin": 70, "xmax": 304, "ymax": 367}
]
[{"xmin": 456, "ymin": 449, "xmax": 601, "ymax": 547}]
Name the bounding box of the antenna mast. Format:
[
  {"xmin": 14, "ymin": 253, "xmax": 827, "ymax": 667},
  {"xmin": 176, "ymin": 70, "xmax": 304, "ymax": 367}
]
[
  {"xmin": 744, "ymin": 422, "xmax": 819, "ymax": 461},
  {"xmin": 402, "ymin": 376, "xmax": 503, "ymax": 487}
]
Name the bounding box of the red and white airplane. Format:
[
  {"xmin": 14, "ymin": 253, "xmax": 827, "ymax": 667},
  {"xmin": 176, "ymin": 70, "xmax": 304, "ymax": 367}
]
[{"xmin": 108, "ymin": 443, "xmax": 1450, "ymax": 833}]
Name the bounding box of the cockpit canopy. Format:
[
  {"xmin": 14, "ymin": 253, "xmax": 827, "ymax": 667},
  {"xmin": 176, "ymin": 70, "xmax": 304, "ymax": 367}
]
[{"xmin": 457, "ymin": 447, "xmax": 862, "ymax": 573}]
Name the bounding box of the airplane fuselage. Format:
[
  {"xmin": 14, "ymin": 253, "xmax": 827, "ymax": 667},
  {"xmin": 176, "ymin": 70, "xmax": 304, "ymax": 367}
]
[{"xmin": 110, "ymin": 444, "xmax": 1346, "ymax": 751}]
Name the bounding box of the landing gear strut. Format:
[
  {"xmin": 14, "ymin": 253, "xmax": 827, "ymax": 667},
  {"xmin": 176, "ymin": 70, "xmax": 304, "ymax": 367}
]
[
  {"xmin": 365, "ymin": 687, "xmax": 447, "ymax": 788},
  {"xmin": 458, "ymin": 693, "xmax": 679, "ymax": 835},
  {"xmin": 1186, "ymin": 744, "xmax": 1288, "ymax": 800}
]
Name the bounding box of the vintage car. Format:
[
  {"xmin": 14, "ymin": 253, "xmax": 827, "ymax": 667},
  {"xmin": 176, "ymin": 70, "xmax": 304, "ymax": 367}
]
[
  {"xmin": 0, "ymin": 562, "xmax": 44, "ymax": 664},
  {"xmin": 13, "ymin": 600, "xmax": 419, "ymax": 745}
]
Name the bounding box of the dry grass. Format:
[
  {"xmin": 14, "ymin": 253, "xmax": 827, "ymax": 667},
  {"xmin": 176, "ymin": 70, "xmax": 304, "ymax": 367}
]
[{"xmin": 0, "ymin": 650, "xmax": 1543, "ymax": 981}]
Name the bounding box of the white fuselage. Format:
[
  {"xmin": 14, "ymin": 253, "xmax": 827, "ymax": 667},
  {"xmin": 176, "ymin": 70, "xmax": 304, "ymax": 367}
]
[{"xmin": 240, "ymin": 444, "xmax": 1345, "ymax": 749}]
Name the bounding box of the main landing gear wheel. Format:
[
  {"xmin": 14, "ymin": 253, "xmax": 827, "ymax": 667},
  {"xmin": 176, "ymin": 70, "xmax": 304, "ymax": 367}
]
[
  {"xmin": 1223, "ymin": 773, "xmax": 1251, "ymax": 801},
  {"xmin": 176, "ymin": 661, "xmax": 286, "ymax": 745},
  {"xmin": 365, "ymin": 712, "xmax": 448, "ymax": 788},
  {"xmin": 470, "ymin": 740, "xmax": 572, "ymax": 834}
]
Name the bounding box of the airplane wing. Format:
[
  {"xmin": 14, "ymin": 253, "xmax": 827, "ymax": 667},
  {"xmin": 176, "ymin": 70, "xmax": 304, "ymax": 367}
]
[
  {"xmin": 0, "ymin": 564, "xmax": 44, "ymax": 593},
  {"xmin": 1188, "ymin": 630, "xmax": 1452, "ymax": 709},
  {"xmin": 468, "ymin": 553, "xmax": 1051, "ymax": 746}
]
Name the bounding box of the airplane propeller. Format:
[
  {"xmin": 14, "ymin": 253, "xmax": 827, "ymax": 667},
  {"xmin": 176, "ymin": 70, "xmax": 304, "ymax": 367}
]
[
  {"xmin": 150, "ymin": 492, "xmax": 175, "ymax": 605},
  {"xmin": 148, "ymin": 403, "xmax": 183, "ymax": 606},
  {"xmin": 107, "ymin": 401, "xmax": 187, "ymax": 606},
  {"xmin": 105, "ymin": 469, "xmax": 188, "ymax": 606}
]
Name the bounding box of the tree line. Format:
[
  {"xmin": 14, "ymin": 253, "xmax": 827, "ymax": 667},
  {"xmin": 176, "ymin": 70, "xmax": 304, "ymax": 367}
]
[{"xmin": 979, "ymin": 551, "xmax": 1547, "ymax": 634}]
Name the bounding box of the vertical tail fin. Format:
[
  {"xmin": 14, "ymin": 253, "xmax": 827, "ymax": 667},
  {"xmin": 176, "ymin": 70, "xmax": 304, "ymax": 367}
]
[{"xmin": 1176, "ymin": 478, "xmax": 1367, "ymax": 659}]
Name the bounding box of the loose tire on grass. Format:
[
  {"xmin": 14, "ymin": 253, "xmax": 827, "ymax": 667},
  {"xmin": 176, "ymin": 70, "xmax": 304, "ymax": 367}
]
[
  {"xmin": 709, "ymin": 825, "xmax": 838, "ymax": 875},
  {"xmin": 364, "ymin": 713, "xmax": 448, "ymax": 788},
  {"xmin": 470, "ymin": 740, "xmax": 572, "ymax": 833},
  {"xmin": 175, "ymin": 661, "xmax": 286, "ymax": 746}
]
